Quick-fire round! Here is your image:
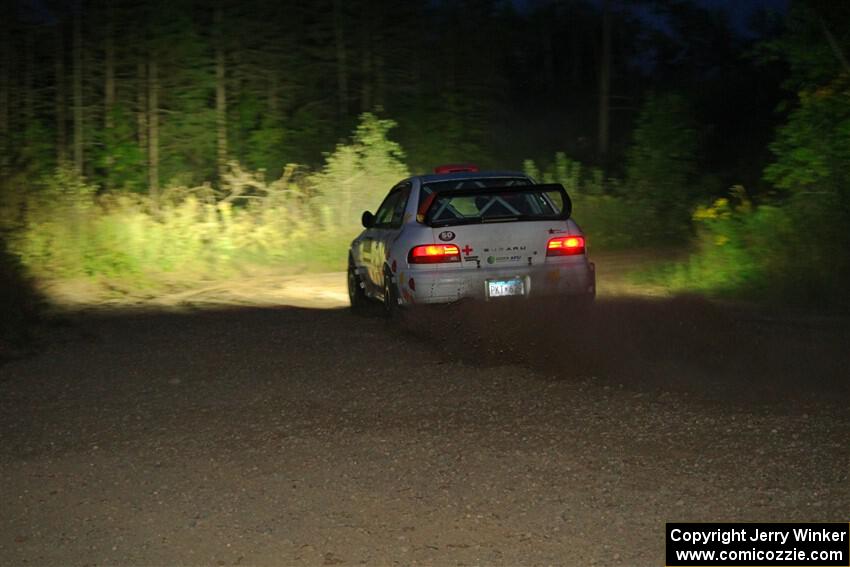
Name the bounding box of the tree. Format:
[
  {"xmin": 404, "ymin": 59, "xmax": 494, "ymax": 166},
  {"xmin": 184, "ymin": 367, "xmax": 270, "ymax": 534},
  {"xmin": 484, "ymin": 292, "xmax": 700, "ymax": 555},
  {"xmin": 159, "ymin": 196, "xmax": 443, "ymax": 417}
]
[
  {"xmin": 0, "ymin": 2, "xmax": 12, "ymax": 180},
  {"xmin": 625, "ymin": 92, "xmax": 699, "ymax": 238},
  {"xmin": 72, "ymin": 0, "xmax": 84, "ymax": 174},
  {"xmin": 215, "ymin": 1, "xmax": 227, "ymax": 182},
  {"xmin": 597, "ymin": 0, "xmax": 611, "ymax": 161}
]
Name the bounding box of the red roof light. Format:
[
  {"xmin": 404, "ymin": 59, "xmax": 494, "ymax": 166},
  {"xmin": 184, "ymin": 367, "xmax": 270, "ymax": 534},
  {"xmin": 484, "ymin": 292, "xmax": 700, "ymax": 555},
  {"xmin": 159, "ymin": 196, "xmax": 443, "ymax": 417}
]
[{"xmin": 433, "ymin": 163, "xmax": 479, "ymax": 174}]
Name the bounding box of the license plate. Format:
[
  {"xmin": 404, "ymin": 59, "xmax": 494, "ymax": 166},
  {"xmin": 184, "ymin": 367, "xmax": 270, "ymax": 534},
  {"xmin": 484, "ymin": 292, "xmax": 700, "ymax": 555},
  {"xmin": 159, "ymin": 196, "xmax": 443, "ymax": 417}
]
[{"xmin": 487, "ymin": 278, "xmax": 525, "ymax": 298}]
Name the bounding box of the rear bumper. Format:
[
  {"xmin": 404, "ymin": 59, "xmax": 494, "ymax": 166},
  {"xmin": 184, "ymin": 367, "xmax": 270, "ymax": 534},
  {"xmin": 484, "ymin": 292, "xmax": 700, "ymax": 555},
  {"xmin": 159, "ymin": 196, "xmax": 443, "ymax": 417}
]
[{"xmin": 397, "ymin": 260, "xmax": 596, "ymax": 305}]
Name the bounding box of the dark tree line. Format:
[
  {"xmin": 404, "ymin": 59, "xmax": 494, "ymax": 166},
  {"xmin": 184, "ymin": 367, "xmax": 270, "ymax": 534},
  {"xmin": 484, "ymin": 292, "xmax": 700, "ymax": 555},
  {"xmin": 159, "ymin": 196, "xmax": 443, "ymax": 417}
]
[{"xmin": 1, "ymin": 0, "xmax": 785, "ymax": 194}]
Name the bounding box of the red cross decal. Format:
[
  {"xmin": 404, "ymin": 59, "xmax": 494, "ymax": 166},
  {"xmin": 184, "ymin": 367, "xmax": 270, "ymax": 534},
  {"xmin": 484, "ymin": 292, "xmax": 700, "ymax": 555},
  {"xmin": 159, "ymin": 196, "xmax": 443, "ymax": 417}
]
[{"xmin": 461, "ymin": 244, "xmax": 473, "ymax": 255}]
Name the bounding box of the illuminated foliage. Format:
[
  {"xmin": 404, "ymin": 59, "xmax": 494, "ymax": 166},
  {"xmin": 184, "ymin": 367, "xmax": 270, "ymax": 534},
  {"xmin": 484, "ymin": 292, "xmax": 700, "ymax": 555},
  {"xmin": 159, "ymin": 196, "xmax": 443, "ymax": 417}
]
[{"xmin": 3, "ymin": 114, "xmax": 406, "ymax": 290}]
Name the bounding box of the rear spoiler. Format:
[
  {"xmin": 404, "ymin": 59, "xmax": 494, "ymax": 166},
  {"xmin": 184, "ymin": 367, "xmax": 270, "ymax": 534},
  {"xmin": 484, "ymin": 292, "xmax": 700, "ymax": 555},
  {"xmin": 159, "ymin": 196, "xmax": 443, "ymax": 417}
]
[{"xmin": 418, "ymin": 183, "xmax": 572, "ymax": 226}]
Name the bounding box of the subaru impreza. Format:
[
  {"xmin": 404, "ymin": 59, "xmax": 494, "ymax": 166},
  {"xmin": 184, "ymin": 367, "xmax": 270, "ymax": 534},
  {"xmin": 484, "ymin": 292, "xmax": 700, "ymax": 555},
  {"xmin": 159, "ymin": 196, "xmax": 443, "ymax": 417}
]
[{"xmin": 348, "ymin": 164, "xmax": 595, "ymax": 315}]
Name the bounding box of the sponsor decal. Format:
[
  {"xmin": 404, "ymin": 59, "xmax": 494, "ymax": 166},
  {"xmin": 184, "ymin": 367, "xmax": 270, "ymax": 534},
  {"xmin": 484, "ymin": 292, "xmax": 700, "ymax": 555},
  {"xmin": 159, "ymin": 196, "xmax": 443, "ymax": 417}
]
[
  {"xmin": 487, "ymin": 255, "xmax": 519, "ymax": 264},
  {"xmin": 482, "ymin": 245, "xmax": 527, "ymax": 252},
  {"xmin": 438, "ymin": 230, "xmax": 456, "ymax": 242},
  {"xmin": 463, "ymin": 255, "xmax": 479, "ymax": 262}
]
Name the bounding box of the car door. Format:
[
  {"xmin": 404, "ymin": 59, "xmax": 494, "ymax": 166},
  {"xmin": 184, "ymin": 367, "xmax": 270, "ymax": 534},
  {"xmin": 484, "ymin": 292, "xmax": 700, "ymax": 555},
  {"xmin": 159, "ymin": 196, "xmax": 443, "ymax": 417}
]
[
  {"xmin": 369, "ymin": 183, "xmax": 411, "ymax": 287},
  {"xmin": 364, "ymin": 189, "xmax": 400, "ymax": 288}
]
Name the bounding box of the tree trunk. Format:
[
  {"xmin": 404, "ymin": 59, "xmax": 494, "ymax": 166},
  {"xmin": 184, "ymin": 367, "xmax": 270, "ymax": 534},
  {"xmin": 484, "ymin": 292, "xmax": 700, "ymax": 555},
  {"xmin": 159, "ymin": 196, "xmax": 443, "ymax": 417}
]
[
  {"xmin": 104, "ymin": 0, "xmax": 115, "ymax": 185},
  {"xmin": 333, "ymin": 0, "xmax": 348, "ymax": 119},
  {"xmin": 0, "ymin": 5, "xmax": 10, "ymax": 179},
  {"xmin": 542, "ymin": 18, "xmax": 555, "ymax": 87},
  {"xmin": 137, "ymin": 60, "xmax": 147, "ymax": 156},
  {"xmin": 73, "ymin": 1, "xmax": 84, "ymax": 174},
  {"xmin": 359, "ymin": 5, "xmax": 372, "ymax": 113},
  {"xmin": 147, "ymin": 56, "xmax": 159, "ymax": 199},
  {"xmin": 374, "ymin": 50, "xmax": 385, "ymax": 110},
  {"xmin": 817, "ymin": 14, "xmax": 850, "ymax": 75},
  {"xmin": 25, "ymin": 32, "xmax": 34, "ymax": 129},
  {"xmin": 596, "ymin": 0, "xmax": 611, "ymax": 162},
  {"xmin": 55, "ymin": 23, "xmax": 67, "ymax": 165},
  {"xmin": 570, "ymin": 8, "xmax": 581, "ymax": 87},
  {"xmin": 215, "ymin": 2, "xmax": 227, "ymax": 182}
]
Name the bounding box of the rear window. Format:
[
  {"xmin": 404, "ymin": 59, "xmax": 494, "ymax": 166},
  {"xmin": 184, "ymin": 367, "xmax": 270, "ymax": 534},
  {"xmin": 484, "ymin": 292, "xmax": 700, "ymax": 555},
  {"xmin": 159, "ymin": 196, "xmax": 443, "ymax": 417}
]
[
  {"xmin": 423, "ymin": 184, "xmax": 570, "ymax": 227},
  {"xmin": 418, "ymin": 177, "xmax": 531, "ymax": 209},
  {"xmin": 419, "ymin": 177, "xmax": 531, "ymax": 207}
]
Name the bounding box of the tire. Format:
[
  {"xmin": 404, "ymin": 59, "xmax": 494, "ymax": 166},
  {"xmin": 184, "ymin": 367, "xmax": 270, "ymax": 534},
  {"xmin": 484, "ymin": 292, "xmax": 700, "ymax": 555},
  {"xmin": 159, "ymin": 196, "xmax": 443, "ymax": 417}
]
[
  {"xmin": 347, "ymin": 262, "xmax": 370, "ymax": 314},
  {"xmin": 382, "ymin": 270, "xmax": 402, "ymax": 320}
]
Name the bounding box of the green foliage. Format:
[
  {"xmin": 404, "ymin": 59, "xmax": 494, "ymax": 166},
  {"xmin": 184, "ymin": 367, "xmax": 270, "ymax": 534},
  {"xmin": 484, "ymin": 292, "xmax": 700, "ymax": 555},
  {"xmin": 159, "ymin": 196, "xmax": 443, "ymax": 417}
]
[
  {"xmin": 18, "ymin": 121, "xmax": 55, "ymax": 179},
  {"xmin": 765, "ymin": 80, "xmax": 850, "ymax": 204},
  {"xmin": 3, "ymin": 113, "xmax": 407, "ymax": 293},
  {"xmin": 525, "ymin": 152, "xmax": 657, "ymax": 250},
  {"xmin": 643, "ymin": 186, "xmax": 849, "ymax": 306},
  {"xmin": 310, "ymin": 113, "xmax": 409, "ymax": 230},
  {"xmin": 626, "ymin": 93, "xmax": 700, "ymax": 240},
  {"xmin": 645, "ymin": 189, "xmax": 772, "ymax": 294},
  {"xmin": 99, "ymin": 105, "xmax": 146, "ymax": 191},
  {"xmin": 640, "ymin": 2, "xmax": 850, "ymax": 307}
]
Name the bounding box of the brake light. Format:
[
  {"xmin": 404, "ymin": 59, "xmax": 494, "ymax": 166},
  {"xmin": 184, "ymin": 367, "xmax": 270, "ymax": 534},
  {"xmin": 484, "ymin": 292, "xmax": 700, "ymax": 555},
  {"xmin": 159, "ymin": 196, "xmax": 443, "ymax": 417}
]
[
  {"xmin": 408, "ymin": 244, "xmax": 461, "ymax": 264},
  {"xmin": 547, "ymin": 235, "xmax": 585, "ymax": 256},
  {"xmin": 434, "ymin": 163, "xmax": 479, "ymax": 174}
]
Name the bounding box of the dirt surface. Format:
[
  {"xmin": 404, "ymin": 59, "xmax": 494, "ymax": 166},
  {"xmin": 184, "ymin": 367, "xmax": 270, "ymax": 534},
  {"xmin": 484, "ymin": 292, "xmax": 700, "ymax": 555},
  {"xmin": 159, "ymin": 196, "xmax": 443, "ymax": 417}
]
[
  {"xmin": 2, "ymin": 258, "xmax": 850, "ymax": 566},
  {"xmin": 39, "ymin": 250, "xmax": 672, "ymax": 311}
]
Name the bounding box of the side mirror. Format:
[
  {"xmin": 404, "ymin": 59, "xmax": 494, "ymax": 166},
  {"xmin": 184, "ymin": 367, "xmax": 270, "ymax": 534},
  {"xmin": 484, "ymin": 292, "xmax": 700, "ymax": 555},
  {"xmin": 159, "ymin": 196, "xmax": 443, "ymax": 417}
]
[{"xmin": 361, "ymin": 211, "xmax": 375, "ymax": 228}]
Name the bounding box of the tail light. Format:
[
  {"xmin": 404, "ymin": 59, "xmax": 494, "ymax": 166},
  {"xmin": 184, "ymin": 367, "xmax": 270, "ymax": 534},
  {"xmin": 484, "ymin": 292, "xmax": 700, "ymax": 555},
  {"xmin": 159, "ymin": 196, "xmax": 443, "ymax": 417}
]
[
  {"xmin": 546, "ymin": 235, "xmax": 585, "ymax": 256},
  {"xmin": 408, "ymin": 244, "xmax": 461, "ymax": 264}
]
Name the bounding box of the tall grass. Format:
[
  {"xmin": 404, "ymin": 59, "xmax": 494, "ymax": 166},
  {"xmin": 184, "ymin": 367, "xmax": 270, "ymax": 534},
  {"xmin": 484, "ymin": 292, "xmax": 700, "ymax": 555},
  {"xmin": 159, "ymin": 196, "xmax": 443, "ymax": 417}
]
[
  {"xmin": 523, "ymin": 152, "xmax": 650, "ymax": 250},
  {"xmin": 1, "ymin": 114, "xmax": 409, "ymax": 295},
  {"xmin": 6, "ymin": 116, "xmax": 845, "ymax": 309},
  {"xmin": 638, "ymin": 187, "xmax": 850, "ymax": 307}
]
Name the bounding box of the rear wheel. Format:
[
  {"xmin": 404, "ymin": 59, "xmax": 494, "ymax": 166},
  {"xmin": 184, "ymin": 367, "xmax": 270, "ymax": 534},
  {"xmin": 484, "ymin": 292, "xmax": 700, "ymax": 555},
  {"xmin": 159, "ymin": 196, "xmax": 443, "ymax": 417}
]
[
  {"xmin": 347, "ymin": 262, "xmax": 370, "ymax": 314},
  {"xmin": 382, "ymin": 270, "xmax": 402, "ymax": 320}
]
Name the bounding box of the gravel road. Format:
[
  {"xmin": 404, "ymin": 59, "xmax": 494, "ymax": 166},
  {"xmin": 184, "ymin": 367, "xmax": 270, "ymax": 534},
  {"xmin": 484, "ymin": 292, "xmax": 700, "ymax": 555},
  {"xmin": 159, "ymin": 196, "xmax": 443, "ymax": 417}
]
[{"xmin": 2, "ymin": 285, "xmax": 849, "ymax": 565}]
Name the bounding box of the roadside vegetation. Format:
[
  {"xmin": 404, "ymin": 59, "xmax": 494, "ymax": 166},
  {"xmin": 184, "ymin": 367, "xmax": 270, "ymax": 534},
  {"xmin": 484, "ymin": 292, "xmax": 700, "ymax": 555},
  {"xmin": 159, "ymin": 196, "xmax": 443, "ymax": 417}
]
[
  {"xmin": 1, "ymin": 1, "xmax": 847, "ymax": 311},
  {"xmin": 1, "ymin": 114, "xmax": 407, "ymax": 296}
]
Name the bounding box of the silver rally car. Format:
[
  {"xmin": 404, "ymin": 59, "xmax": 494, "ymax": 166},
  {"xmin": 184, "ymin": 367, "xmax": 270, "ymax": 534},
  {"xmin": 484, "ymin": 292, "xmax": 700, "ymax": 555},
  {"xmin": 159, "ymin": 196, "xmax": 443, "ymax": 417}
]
[{"xmin": 348, "ymin": 164, "xmax": 596, "ymax": 314}]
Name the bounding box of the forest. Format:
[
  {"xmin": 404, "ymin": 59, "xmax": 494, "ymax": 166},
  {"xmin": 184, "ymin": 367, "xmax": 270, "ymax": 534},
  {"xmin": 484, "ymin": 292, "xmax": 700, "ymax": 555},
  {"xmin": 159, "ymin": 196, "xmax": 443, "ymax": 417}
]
[{"xmin": 1, "ymin": 0, "xmax": 849, "ymax": 334}]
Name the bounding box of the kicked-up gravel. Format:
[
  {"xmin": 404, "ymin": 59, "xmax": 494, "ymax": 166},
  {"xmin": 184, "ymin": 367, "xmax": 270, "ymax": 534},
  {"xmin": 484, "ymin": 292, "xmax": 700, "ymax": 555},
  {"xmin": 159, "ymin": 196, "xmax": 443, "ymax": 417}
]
[{"xmin": 1, "ymin": 296, "xmax": 849, "ymax": 566}]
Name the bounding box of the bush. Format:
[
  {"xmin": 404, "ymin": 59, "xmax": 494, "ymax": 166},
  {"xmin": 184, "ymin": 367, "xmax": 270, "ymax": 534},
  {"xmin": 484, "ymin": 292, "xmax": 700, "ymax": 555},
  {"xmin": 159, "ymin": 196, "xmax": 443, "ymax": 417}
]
[
  {"xmin": 524, "ymin": 152, "xmax": 651, "ymax": 250},
  {"xmin": 308, "ymin": 113, "xmax": 409, "ymax": 265},
  {"xmin": 1, "ymin": 113, "xmax": 409, "ymax": 295},
  {"xmin": 625, "ymin": 93, "xmax": 701, "ymax": 240},
  {"xmin": 644, "ymin": 186, "xmax": 850, "ymax": 307}
]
